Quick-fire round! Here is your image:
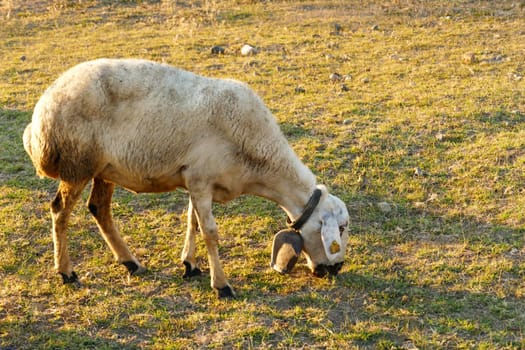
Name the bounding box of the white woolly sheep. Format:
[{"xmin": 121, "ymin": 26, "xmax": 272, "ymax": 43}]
[{"xmin": 23, "ymin": 58, "xmax": 349, "ymax": 298}]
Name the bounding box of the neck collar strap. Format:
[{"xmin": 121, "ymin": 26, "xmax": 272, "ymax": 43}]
[{"xmin": 287, "ymin": 188, "xmax": 322, "ymax": 231}]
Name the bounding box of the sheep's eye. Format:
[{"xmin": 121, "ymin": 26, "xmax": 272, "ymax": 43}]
[{"xmin": 339, "ymin": 225, "xmax": 346, "ymax": 236}]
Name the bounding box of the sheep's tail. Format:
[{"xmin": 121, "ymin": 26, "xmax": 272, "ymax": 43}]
[
  {"xmin": 23, "ymin": 121, "xmax": 60, "ymax": 179},
  {"xmin": 22, "ymin": 123, "xmax": 33, "ymax": 158}
]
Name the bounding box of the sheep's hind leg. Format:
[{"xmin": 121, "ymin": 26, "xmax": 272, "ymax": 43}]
[
  {"xmin": 190, "ymin": 192, "xmax": 235, "ymax": 298},
  {"xmin": 88, "ymin": 178, "xmax": 146, "ymax": 276},
  {"xmin": 181, "ymin": 198, "xmax": 202, "ymax": 278},
  {"xmin": 51, "ymin": 180, "xmax": 89, "ymax": 285}
]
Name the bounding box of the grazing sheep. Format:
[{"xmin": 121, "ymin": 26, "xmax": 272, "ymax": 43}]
[{"xmin": 23, "ymin": 58, "xmax": 349, "ymax": 298}]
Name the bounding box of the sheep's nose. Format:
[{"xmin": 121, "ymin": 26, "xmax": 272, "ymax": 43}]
[
  {"xmin": 313, "ymin": 262, "xmax": 343, "ymax": 277},
  {"xmin": 313, "ymin": 265, "xmax": 328, "ymax": 277}
]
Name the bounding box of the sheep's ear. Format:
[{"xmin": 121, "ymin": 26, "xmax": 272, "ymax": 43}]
[
  {"xmin": 271, "ymin": 229, "xmax": 303, "ymax": 274},
  {"xmin": 321, "ymin": 214, "xmax": 342, "ymax": 262}
]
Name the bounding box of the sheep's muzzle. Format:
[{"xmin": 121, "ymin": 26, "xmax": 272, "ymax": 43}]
[{"xmin": 313, "ymin": 262, "xmax": 344, "ymax": 277}]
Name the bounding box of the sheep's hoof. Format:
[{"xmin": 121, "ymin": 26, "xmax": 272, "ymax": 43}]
[
  {"xmin": 217, "ymin": 285, "xmax": 236, "ymax": 299},
  {"xmin": 122, "ymin": 261, "xmax": 147, "ymax": 276},
  {"xmin": 59, "ymin": 271, "xmax": 80, "ymax": 286},
  {"xmin": 182, "ymin": 261, "xmax": 202, "ymax": 278}
]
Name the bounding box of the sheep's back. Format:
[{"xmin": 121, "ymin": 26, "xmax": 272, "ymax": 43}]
[{"xmin": 27, "ymin": 58, "xmax": 300, "ymax": 185}]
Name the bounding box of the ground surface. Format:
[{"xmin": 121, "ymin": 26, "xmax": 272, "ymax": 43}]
[{"xmin": 1, "ymin": 0, "xmax": 524, "ymax": 349}]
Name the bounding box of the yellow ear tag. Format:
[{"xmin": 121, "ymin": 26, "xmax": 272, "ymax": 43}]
[{"xmin": 330, "ymin": 240, "xmax": 341, "ymax": 254}]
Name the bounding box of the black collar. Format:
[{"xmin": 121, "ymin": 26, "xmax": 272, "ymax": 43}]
[{"xmin": 287, "ymin": 188, "xmax": 322, "ymax": 231}]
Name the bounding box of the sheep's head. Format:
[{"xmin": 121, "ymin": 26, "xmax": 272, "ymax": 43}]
[{"xmin": 271, "ymin": 185, "xmax": 349, "ymax": 277}]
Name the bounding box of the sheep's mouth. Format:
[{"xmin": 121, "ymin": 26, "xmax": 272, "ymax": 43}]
[{"xmin": 313, "ymin": 262, "xmax": 343, "ymax": 277}]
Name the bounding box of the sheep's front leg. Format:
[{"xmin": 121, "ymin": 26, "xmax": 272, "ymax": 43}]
[
  {"xmin": 88, "ymin": 178, "xmax": 146, "ymax": 276},
  {"xmin": 180, "ymin": 198, "xmax": 202, "ymax": 278},
  {"xmin": 51, "ymin": 180, "xmax": 88, "ymax": 284},
  {"xmin": 190, "ymin": 192, "xmax": 235, "ymax": 298}
]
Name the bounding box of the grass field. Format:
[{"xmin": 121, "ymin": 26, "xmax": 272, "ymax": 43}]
[{"xmin": 1, "ymin": 0, "xmax": 524, "ymax": 348}]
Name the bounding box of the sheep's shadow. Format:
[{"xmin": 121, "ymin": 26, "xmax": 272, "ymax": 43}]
[
  {"xmin": 241, "ymin": 202, "xmax": 525, "ymax": 348},
  {"xmin": 256, "ymin": 267, "xmax": 523, "ymax": 348}
]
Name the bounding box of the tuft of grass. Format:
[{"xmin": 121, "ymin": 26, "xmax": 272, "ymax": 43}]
[{"xmin": 1, "ymin": 0, "xmax": 525, "ymax": 348}]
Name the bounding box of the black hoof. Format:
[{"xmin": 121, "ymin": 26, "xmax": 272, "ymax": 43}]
[
  {"xmin": 217, "ymin": 285, "xmax": 236, "ymax": 299},
  {"xmin": 183, "ymin": 261, "xmax": 202, "ymax": 278},
  {"xmin": 59, "ymin": 271, "xmax": 79, "ymax": 284},
  {"xmin": 122, "ymin": 261, "xmax": 146, "ymax": 276}
]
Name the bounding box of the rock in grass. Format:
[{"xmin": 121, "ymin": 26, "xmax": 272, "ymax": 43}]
[
  {"xmin": 486, "ymin": 54, "xmax": 506, "ymax": 63},
  {"xmin": 295, "ymin": 86, "xmax": 306, "ymax": 93},
  {"xmin": 135, "ymin": 248, "xmax": 148, "ymax": 257},
  {"xmin": 241, "ymin": 44, "xmax": 257, "ymax": 56},
  {"xmin": 377, "ymin": 202, "xmax": 392, "ymax": 213},
  {"xmin": 462, "ymin": 52, "xmax": 477, "ymax": 64},
  {"xmin": 403, "ymin": 340, "xmax": 419, "ymax": 350},
  {"xmin": 211, "ymin": 46, "xmax": 225, "ymax": 55},
  {"xmin": 414, "ymin": 201, "xmax": 426, "ymax": 209},
  {"xmin": 413, "ymin": 167, "xmax": 425, "ymax": 177},
  {"xmin": 427, "ymin": 193, "xmax": 438, "ymax": 202},
  {"xmin": 330, "ymin": 72, "xmax": 342, "ymax": 82},
  {"xmin": 508, "ymin": 72, "xmax": 523, "ymax": 81},
  {"xmin": 207, "ymin": 64, "xmax": 224, "ymax": 71}
]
